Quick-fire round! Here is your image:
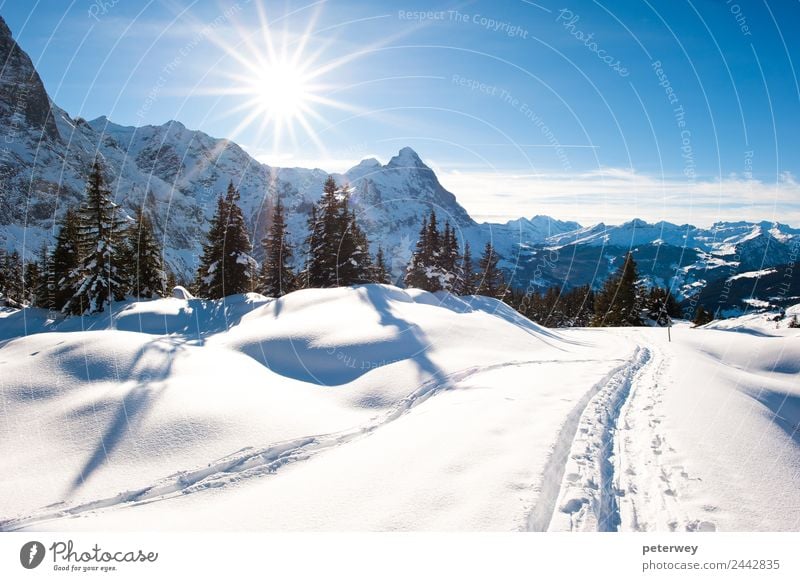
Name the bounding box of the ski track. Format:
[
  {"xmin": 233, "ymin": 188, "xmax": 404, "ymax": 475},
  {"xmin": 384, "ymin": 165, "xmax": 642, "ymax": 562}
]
[
  {"xmin": 1, "ymin": 357, "xmax": 599, "ymax": 531},
  {"xmin": 614, "ymin": 342, "xmax": 715, "ymax": 532},
  {"xmin": 525, "ymin": 348, "xmax": 641, "ymax": 531},
  {"xmin": 543, "ymin": 345, "xmax": 654, "ymax": 532}
]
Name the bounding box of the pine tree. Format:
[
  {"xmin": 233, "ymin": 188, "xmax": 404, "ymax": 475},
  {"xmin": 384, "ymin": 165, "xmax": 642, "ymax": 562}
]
[
  {"xmin": 64, "ymin": 160, "xmax": 127, "ymax": 315},
  {"xmin": 305, "ymin": 176, "xmax": 341, "ymax": 288},
  {"xmin": 51, "ymin": 208, "xmax": 82, "ymax": 312},
  {"xmin": 591, "ymin": 252, "xmax": 643, "ymax": 327},
  {"xmin": 1, "ymin": 250, "xmax": 23, "ymax": 306},
  {"xmin": 127, "ymin": 206, "xmax": 166, "ymax": 299},
  {"xmin": 23, "ymin": 260, "xmax": 42, "ymax": 306},
  {"xmin": 34, "ymin": 242, "xmax": 54, "ymax": 310},
  {"xmin": 258, "ymin": 194, "xmax": 294, "ymax": 297},
  {"xmin": 0, "ymin": 248, "xmax": 6, "ymax": 304},
  {"xmin": 221, "ymin": 182, "xmax": 255, "ymax": 295},
  {"xmin": 195, "ymin": 183, "xmax": 254, "ymax": 298},
  {"xmin": 166, "ymin": 269, "xmax": 176, "ymax": 294},
  {"xmin": 371, "ymin": 246, "xmax": 390, "ymax": 284},
  {"xmin": 457, "ymin": 241, "xmax": 476, "ymax": 295},
  {"xmin": 196, "ymin": 195, "xmax": 228, "ymax": 298},
  {"xmin": 303, "ymin": 177, "xmax": 373, "ymax": 288},
  {"xmin": 440, "ymin": 222, "xmax": 460, "ymax": 291},
  {"xmin": 404, "ymin": 210, "xmax": 456, "ymax": 292},
  {"xmin": 335, "ymin": 192, "xmax": 373, "ymax": 285},
  {"xmin": 645, "ymin": 286, "xmax": 682, "ymax": 326},
  {"xmin": 301, "ymin": 205, "xmax": 323, "ymax": 288},
  {"xmin": 692, "ymin": 305, "xmax": 714, "ymax": 327},
  {"xmin": 424, "ymin": 211, "xmax": 443, "ymax": 292},
  {"xmin": 404, "ymin": 216, "xmax": 429, "ymax": 289},
  {"xmin": 476, "ymin": 242, "xmax": 505, "ymax": 298}
]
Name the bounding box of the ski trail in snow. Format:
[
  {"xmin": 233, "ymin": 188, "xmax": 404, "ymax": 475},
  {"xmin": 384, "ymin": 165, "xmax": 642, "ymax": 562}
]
[
  {"xmin": 525, "ymin": 349, "xmax": 641, "ymax": 531},
  {"xmin": 1, "ymin": 357, "xmax": 579, "ymax": 531},
  {"xmin": 614, "ymin": 341, "xmax": 715, "ymax": 532},
  {"xmin": 544, "ymin": 346, "xmax": 653, "ymax": 532}
]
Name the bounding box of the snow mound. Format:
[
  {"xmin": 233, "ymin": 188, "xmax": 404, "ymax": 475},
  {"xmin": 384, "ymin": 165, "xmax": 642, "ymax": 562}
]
[{"xmin": 2, "ymin": 284, "xmax": 611, "ymax": 530}]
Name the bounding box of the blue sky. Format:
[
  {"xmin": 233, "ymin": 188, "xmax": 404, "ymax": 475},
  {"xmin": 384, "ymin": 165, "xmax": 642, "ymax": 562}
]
[{"xmin": 3, "ymin": 0, "xmax": 799, "ymax": 226}]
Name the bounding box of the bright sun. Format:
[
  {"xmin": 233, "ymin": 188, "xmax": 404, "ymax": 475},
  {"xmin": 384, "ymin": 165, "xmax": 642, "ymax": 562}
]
[
  {"xmin": 203, "ymin": 3, "xmax": 374, "ymax": 152},
  {"xmin": 250, "ymin": 61, "xmax": 311, "ymax": 121}
]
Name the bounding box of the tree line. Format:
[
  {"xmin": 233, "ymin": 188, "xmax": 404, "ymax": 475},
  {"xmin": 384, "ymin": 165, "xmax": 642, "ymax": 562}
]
[
  {"xmin": 1, "ymin": 161, "xmax": 167, "ymax": 313},
  {"xmin": 506, "ymin": 252, "xmax": 691, "ymax": 328},
  {"xmin": 0, "ymin": 159, "xmax": 706, "ymax": 328}
]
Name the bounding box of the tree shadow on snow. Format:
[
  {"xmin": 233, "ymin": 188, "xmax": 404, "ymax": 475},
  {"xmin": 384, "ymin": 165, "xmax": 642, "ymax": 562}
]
[
  {"xmin": 66, "ymin": 337, "xmax": 184, "ymax": 495},
  {"xmin": 239, "ymin": 285, "xmax": 445, "ymax": 387}
]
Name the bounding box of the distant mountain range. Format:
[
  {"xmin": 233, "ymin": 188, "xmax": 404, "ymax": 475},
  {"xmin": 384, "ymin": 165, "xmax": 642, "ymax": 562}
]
[{"xmin": 0, "ymin": 15, "xmax": 797, "ymax": 316}]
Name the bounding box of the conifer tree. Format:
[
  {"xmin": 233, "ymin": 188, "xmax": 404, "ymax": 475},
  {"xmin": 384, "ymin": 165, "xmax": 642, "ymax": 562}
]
[
  {"xmin": 196, "ymin": 194, "xmax": 228, "ymax": 298},
  {"xmin": 303, "ymin": 177, "xmax": 373, "ymax": 288},
  {"xmin": 127, "ymin": 206, "xmax": 166, "ymax": 299},
  {"xmin": 335, "ymin": 192, "xmax": 373, "ymax": 285},
  {"xmin": 645, "ymin": 286, "xmax": 682, "ymax": 325},
  {"xmin": 33, "ymin": 243, "xmax": 53, "ymax": 309},
  {"xmin": 0, "ymin": 249, "xmax": 6, "ymax": 304},
  {"xmin": 440, "ymin": 222, "xmax": 460, "ymax": 291},
  {"xmin": 23, "ymin": 260, "xmax": 42, "ymax": 306},
  {"xmin": 64, "ymin": 160, "xmax": 127, "ymax": 314},
  {"xmin": 476, "ymin": 242, "xmax": 505, "ymax": 298},
  {"xmin": 404, "ymin": 210, "xmax": 457, "ymax": 292},
  {"xmin": 196, "ymin": 183, "xmax": 254, "ymax": 298},
  {"xmin": 404, "ymin": 216, "xmax": 429, "ymax": 289},
  {"xmin": 51, "ymin": 208, "xmax": 82, "ymax": 312},
  {"xmin": 258, "ymin": 194, "xmax": 294, "ymax": 297},
  {"xmin": 457, "ymin": 241, "xmax": 476, "ymax": 295},
  {"xmin": 692, "ymin": 304, "xmax": 714, "ymax": 327},
  {"xmin": 221, "ymin": 182, "xmax": 254, "ymax": 295},
  {"xmin": 591, "ymin": 252, "xmax": 643, "ymax": 327},
  {"xmin": 305, "ymin": 176, "xmax": 340, "ymax": 288},
  {"xmin": 371, "ymin": 246, "xmax": 390, "ymax": 284},
  {"xmin": 0, "ymin": 250, "xmax": 23, "ymax": 305},
  {"xmin": 301, "ymin": 204, "xmax": 323, "ymax": 288}
]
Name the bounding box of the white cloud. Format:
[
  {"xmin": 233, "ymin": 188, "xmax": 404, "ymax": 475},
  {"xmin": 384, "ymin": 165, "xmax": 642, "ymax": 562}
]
[{"xmin": 436, "ymin": 168, "xmax": 800, "ymax": 227}]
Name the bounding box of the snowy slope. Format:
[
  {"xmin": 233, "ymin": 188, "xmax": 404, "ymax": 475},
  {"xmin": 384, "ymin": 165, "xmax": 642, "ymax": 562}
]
[
  {"xmin": 2, "ymin": 289, "xmax": 799, "ymax": 532},
  {"xmin": 0, "ymin": 284, "xmax": 635, "ymax": 531}
]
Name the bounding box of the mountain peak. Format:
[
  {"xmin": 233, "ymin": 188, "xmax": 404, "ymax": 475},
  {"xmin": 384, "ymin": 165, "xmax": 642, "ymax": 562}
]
[
  {"xmin": 0, "ymin": 15, "xmax": 60, "ymax": 141},
  {"xmin": 0, "ymin": 15, "xmax": 11, "ymax": 40},
  {"xmin": 387, "ymin": 147, "xmax": 426, "ymax": 169},
  {"xmin": 355, "ymin": 157, "xmax": 381, "ymax": 168}
]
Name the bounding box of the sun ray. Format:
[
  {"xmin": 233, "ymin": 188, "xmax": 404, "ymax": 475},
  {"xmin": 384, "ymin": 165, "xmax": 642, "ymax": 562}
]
[{"xmin": 197, "ymin": 1, "xmax": 422, "ymax": 159}]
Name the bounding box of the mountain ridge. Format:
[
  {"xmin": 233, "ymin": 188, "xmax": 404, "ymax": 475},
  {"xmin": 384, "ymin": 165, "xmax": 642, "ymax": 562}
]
[{"xmin": 0, "ymin": 14, "xmax": 798, "ymax": 314}]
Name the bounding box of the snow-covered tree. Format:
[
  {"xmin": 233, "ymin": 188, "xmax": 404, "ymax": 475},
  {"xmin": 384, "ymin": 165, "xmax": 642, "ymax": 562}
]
[
  {"xmin": 64, "ymin": 160, "xmax": 127, "ymax": 315},
  {"xmin": 336, "ymin": 193, "xmax": 373, "ymax": 286},
  {"xmin": 303, "ymin": 176, "xmax": 373, "ymax": 288},
  {"xmin": 196, "ymin": 182, "xmax": 254, "ymax": 298},
  {"xmin": 404, "ymin": 210, "xmax": 457, "ymax": 292},
  {"xmin": 258, "ymin": 194, "xmax": 294, "ymax": 297}
]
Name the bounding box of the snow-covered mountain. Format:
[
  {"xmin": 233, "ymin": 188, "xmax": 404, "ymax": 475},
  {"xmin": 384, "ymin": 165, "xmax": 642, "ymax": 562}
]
[
  {"xmin": 0, "ymin": 14, "xmax": 797, "ymax": 311},
  {"xmin": 522, "ymin": 218, "xmax": 800, "ymax": 309}
]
